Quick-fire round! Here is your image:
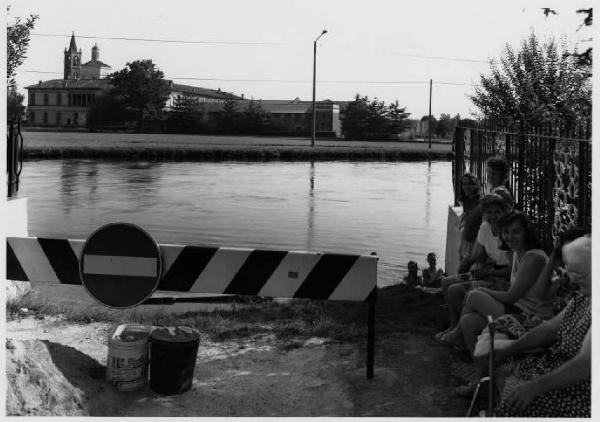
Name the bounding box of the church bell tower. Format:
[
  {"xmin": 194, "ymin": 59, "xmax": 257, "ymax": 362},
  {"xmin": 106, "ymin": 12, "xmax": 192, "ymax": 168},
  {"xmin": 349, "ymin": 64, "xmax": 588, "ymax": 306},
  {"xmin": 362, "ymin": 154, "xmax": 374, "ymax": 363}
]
[{"xmin": 64, "ymin": 32, "xmax": 82, "ymax": 80}]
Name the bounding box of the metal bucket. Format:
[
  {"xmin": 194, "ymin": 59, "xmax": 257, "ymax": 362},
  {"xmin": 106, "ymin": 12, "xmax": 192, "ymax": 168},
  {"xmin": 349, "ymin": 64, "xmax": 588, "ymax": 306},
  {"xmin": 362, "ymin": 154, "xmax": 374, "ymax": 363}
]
[
  {"xmin": 106, "ymin": 324, "xmax": 150, "ymax": 392},
  {"xmin": 149, "ymin": 326, "xmax": 200, "ymax": 395}
]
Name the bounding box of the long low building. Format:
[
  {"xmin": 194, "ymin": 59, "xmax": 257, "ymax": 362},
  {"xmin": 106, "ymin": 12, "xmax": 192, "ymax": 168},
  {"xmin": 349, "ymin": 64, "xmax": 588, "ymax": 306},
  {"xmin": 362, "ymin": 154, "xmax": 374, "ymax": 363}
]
[
  {"xmin": 199, "ymin": 98, "xmax": 340, "ymax": 137},
  {"xmin": 25, "ymin": 33, "xmax": 342, "ymax": 136}
]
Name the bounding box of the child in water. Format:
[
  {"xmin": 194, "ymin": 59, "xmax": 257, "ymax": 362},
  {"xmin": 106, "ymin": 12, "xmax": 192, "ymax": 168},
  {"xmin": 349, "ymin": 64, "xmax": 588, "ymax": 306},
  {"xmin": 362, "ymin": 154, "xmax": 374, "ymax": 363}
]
[
  {"xmin": 422, "ymin": 252, "xmax": 445, "ymax": 287},
  {"xmin": 403, "ymin": 261, "xmax": 422, "ymax": 286}
]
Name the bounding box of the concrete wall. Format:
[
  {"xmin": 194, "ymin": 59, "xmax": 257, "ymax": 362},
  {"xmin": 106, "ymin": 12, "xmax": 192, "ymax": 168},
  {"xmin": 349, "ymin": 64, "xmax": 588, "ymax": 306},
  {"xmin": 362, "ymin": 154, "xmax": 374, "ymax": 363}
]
[
  {"xmin": 3, "ymin": 197, "xmax": 30, "ymax": 301},
  {"xmin": 444, "ymin": 206, "xmax": 462, "ymax": 276}
]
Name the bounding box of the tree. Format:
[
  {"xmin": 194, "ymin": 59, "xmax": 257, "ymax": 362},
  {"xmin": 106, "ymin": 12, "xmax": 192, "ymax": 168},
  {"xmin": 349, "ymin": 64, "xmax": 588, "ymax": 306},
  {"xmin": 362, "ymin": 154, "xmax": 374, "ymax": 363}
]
[
  {"xmin": 470, "ymin": 32, "xmax": 591, "ymax": 128},
  {"xmin": 340, "ymin": 95, "xmax": 370, "ymax": 140},
  {"xmin": 7, "ymin": 7, "xmax": 38, "ymax": 89},
  {"xmin": 341, "ymin": 94, "xmax": 411, "ymax": 141},
  {"xmin": 385, "ymin": 100, "xmax": 412, "ymax": 136},
  {"xmin": 108, "ymin": 60, "xmax": 170, "ymax": 130},
  {"xmin": 435, "ymin": 113, "xmax": 458, "ymax": 138},
  {"xmin": 541, "ymin": 8, "xmax": 593, "ymax": 78},
  {"xmin": 87, "ymin": 92, "xmax": 135, "ymax": 130},
  {"xmin": 218, "ymin": 96, "xmax": 240, "ymax": 134},
  {"xmin": 240, "ymin": 100, "xmax": 266, "ymax": 135},
  {"xmin": 166, "ymin": 95, "xmax": 204, "ymax": 133},
  {"xmin": 7, "ymin": 7, "xmax": 38, "ymax": 124},
  {"xmin": 7, "ymin": 87, "xmax": 25, "ymax": 122}
]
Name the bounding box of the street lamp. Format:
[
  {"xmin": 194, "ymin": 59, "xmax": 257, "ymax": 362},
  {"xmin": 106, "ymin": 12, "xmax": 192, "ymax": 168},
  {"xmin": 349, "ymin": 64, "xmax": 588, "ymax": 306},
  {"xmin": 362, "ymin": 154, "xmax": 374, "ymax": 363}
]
[{"xmin": 311, "ymin": 29, "xmax": 328, "ymax": 147}]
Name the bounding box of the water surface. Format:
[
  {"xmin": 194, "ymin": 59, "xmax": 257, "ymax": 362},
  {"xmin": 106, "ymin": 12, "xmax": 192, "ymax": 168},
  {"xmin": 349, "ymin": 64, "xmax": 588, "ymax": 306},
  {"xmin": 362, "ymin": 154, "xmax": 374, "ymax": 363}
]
[{"xmin": 17, "ymin": 159, "xmax": 454, "ymax": 287}]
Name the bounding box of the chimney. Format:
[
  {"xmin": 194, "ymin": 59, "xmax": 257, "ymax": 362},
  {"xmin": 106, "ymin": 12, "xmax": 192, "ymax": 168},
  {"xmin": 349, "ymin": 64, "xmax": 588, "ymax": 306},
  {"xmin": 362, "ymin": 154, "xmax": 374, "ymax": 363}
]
[{"xmin": 38, "ymin": 80, "xmax": 42, "ymax": 86}]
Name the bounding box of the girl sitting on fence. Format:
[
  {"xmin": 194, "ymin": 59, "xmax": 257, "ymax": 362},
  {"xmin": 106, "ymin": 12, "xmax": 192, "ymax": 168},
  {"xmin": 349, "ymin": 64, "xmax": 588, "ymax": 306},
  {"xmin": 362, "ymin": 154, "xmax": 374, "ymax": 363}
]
[
  {"xmin": 485, "ymin": 156, "xmax": 513, "ymax": 205},
  {"xmin": 457, "ymin": 173, "xmax": 483, "ymax": 261}
]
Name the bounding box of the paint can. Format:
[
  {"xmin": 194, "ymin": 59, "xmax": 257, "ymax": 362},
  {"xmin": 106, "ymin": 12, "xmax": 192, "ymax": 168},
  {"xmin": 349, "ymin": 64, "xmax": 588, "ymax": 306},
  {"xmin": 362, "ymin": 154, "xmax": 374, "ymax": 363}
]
[
  {"xmin": 106, "ymin": 324, "xmax": 150, "ymax": 392},
  {"xmin": 149, "ymin": 326, "xmax": 200, "ymax": 395}
]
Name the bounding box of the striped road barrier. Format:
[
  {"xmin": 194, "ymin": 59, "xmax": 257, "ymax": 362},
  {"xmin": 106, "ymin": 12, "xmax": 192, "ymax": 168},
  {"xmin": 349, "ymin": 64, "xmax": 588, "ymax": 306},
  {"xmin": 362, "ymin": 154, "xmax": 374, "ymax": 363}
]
[{"xmin": 7, "ymin": 233, "xmax": 379, "ymax": 378}]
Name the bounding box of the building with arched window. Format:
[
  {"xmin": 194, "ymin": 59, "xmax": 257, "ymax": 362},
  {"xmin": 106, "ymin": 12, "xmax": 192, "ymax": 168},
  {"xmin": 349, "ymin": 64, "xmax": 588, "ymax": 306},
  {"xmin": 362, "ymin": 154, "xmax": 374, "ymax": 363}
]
[{"xmin": 26, "ymin": 33, "xmax": 241, "ymax": 127}]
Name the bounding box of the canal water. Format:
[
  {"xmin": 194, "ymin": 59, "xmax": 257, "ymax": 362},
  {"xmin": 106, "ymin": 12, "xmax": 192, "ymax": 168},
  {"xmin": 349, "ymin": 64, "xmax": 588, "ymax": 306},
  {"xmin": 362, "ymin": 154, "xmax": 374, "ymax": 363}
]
[{"xmin": 16, "ymin": 159, "xmax": 454, "ymax": 287}]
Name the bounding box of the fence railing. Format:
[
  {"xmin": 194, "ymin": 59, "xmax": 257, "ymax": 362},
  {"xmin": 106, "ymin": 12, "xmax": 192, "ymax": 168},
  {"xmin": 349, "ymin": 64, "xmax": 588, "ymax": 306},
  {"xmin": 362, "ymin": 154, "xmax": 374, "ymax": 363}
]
[
  {"xmin": 452, "ymin": 121, "xmax": 592, "ymax": 251},
  {"xmin": 7, "ymin": 119, "xmax": 24, "ymax": 198}
]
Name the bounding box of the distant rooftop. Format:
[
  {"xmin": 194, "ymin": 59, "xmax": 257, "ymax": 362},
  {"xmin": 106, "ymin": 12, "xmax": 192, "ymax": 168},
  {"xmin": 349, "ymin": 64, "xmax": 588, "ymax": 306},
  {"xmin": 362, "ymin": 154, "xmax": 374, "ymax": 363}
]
[{"xmin": 25, "ymin": 79, "xmax": 111, "ymax": 90}]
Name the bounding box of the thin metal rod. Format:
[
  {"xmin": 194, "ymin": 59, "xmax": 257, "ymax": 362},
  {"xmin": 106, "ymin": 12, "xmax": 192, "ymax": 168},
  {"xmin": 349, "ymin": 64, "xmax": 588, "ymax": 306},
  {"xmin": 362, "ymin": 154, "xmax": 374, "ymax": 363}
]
[
  {"xmin": 366, "ymin": 288, "xmax": 376, "ymax": 379},
  {"xmin": 488, "ymin": 315, "xmax": 495, "ymax": 416},
  {"xmin": 311, "ymin": 40, "xmax": 317, "ymax": 147},
  {"xmin": 428, "ymin": 79, "xmax": 432, "ymax": 149}
]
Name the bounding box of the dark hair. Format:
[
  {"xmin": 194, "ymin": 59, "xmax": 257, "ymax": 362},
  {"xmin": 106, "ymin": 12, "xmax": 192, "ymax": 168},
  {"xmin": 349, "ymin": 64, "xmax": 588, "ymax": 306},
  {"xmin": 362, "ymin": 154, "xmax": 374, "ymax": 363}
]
[
  {"xmin": 480, "ymin": 193, "xmax": 510, "ymax": 212},
  {"xmin": 497, "ymin": 211, "xmax": 541, "ymax": 251},
  {"xmin": 407, "ymin": 261, "xmax": 418, "ymax": 271},
  {"xmin": 486, "ymin": 156, "xmax": 511, "ymax": 177},
  {"xmin": 458, "ymin": 173, "xmax": 481, "ymax": 203}
]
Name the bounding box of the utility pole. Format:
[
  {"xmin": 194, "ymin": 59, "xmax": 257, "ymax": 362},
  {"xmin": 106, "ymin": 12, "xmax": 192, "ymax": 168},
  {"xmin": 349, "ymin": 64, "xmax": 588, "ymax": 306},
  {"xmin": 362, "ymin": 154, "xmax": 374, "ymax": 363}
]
[
  {"xmin": 311, "ymin": 29, "xmax": 328, "ymax": 147},
  {"xmin": 428, "ymin": 79, "xmax": 432, "ymax": 149}
]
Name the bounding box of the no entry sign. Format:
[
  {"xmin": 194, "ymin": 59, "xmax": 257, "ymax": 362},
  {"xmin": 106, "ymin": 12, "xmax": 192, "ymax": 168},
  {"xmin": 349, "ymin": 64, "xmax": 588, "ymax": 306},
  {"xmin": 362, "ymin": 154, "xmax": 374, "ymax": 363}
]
[{"xmin": 79, "ymin": 223, "xmax": 162, "ymax": 308}]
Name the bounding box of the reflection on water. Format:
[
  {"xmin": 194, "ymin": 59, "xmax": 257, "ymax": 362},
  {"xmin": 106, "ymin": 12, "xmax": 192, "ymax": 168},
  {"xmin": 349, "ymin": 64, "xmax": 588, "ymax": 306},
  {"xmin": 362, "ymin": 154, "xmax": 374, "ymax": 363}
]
[{"xmin": 18, "ymin": 159, "xmax": 454, "ymax": 287}]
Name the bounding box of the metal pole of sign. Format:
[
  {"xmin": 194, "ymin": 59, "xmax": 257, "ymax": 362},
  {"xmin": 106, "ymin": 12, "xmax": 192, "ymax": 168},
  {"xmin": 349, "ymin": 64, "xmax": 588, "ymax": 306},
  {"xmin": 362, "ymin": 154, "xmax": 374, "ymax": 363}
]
[{"xmin": 366, "ymin": 287, "xmax": 377, "ymax": 379}]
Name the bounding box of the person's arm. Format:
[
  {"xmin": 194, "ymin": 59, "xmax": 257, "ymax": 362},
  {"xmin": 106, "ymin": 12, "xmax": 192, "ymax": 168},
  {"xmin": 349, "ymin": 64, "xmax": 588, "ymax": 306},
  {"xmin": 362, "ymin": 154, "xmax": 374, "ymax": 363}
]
[
  {"xmin": 458, "ymin": 241, "xmax": 487, "ymax": 273},
  {"xmin": 504, "ymin": 328, "xmax": 590, "ymax": 413},
  {"xmin": 480, "ymin": 252, "xmax": 546, "ymax": 304},
  {"xmin": 495, "ymin": 306, "xmax": 566, "ymax": 363}
]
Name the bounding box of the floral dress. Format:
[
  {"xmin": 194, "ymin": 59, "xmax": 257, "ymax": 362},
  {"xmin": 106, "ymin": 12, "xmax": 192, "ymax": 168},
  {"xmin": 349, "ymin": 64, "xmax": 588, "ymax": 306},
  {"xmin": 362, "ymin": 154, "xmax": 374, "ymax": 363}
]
[{"xmin": 495, "ymin": 292, "xmax": 591, "ymax": 417}]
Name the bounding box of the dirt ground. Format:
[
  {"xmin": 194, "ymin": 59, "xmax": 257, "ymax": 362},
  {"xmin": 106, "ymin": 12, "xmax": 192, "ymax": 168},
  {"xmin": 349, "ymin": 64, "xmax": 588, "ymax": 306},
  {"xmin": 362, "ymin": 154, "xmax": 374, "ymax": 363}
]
[{"xmin": 6, "ymin": 312, "xmax": 473, "ymax": 417}]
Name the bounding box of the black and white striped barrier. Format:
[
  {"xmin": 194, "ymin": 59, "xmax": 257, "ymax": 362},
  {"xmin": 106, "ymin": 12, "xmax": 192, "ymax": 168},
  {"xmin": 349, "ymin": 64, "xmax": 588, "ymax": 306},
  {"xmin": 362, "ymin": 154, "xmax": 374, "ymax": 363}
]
[{"xmin": 6, "ymin": 230, "xmax": 379, "ymax": 378}]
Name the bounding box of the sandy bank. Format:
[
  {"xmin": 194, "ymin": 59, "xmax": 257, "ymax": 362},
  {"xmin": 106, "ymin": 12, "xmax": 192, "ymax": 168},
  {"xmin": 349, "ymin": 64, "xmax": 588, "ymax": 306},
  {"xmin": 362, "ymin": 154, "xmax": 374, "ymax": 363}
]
[{"xmin": 6, "ymin": 286, "xmax": 477, "ymax": 416}]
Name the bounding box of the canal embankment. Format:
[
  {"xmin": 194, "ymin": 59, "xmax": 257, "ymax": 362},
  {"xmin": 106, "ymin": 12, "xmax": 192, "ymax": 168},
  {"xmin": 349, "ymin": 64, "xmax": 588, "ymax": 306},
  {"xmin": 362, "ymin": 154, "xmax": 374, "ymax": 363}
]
[{"xmin": 22, "ymin": 131, "xmax": 453, "ymax": 161}]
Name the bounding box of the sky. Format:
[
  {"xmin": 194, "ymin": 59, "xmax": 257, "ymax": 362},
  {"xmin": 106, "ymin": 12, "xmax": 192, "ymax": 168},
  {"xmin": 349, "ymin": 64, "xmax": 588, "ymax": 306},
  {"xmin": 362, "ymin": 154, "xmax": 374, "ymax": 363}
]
[{"xmin": 8, "ymin": 0, "xmax": 594, "ymax": 119}]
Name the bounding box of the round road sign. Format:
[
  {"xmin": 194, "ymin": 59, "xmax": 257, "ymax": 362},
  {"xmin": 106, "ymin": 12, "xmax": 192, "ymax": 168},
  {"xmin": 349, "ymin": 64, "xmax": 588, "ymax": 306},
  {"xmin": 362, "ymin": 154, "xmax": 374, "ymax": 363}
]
[{"xmin": 79, "ymin": 222, "xmax": 162, "ymax": 309}]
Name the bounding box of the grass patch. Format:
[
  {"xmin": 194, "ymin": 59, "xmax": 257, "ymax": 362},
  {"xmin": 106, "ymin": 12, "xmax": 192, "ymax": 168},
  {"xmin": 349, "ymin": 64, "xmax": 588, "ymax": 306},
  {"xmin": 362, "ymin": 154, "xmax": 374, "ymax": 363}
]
[{"xmin": 7, "ymin": 285, "xmax": 445, "ymax": 345}]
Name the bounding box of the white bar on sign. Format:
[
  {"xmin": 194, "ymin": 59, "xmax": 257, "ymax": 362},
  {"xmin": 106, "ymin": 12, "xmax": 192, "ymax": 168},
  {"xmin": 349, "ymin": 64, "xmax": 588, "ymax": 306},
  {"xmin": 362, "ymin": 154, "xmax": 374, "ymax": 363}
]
[{"xmin": 84, "ymin": 255, "xmax": 157, "ymax": 277}]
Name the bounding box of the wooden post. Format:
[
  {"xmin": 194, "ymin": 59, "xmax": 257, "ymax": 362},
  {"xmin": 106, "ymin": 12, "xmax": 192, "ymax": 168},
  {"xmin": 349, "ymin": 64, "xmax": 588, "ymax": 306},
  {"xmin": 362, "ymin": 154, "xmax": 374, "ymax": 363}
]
[{"xmin": 366, "ymin": 287, "xmax": 376, "ymax": 379}]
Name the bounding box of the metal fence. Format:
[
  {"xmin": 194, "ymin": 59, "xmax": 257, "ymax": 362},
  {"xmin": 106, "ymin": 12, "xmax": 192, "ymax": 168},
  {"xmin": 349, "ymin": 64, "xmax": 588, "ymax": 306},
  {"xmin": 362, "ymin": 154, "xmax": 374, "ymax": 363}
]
[
  {"xmin": 452, "ymin": 120, "xmax": 592, "ymax": 251},
  {"xmin": 7, "ymin": 119, "xmax": 24, "ymax": 198}
]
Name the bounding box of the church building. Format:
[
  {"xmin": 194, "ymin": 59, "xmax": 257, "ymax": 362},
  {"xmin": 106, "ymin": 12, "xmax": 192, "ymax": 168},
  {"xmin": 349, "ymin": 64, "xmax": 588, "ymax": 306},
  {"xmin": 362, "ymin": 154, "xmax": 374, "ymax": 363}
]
[
  {"xmin": 26, "ymin": 33, "xmax": 238, "ymax": 127},
  {"xmin": 26, "ymin": 33, "xmax": 112, "ymax": 126}
]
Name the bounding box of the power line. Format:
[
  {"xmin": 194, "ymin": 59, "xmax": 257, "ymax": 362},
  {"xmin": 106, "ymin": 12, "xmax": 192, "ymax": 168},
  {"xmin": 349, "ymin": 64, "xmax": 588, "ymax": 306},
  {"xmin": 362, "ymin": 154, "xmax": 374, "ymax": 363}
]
[
  {"xmin": 31, "ymin": 33, "xmax": 288, "ymax": 46},
  {"xmin": 21, "ymin": 70, "xmax": 480, "ymax": 86},
  {"xmin": 329, "ymin": 45, "xmax": 489, "ymax": 64},
  {"xmin": 31, "ymin": 32, "xmax": 490, "ymax": 64}
]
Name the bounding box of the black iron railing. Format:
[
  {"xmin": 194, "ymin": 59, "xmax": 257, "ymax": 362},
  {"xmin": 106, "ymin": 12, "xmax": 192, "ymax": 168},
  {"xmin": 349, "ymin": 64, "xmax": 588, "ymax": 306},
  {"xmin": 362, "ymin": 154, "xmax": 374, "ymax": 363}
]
[
  {"xmin": 7, "ymin": 119, "xmax": 24, "ymax": 198},
  {"xmin": 453, "ymin": 120, "xmax": 592, "ymax": 251}
]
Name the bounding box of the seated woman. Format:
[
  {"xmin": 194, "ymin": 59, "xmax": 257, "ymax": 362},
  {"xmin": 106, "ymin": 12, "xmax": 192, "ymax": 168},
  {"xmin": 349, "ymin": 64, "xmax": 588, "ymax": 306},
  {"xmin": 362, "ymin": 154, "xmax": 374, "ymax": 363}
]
[
  {"xmin": 493, "ymin": 234, "xmax": 591, "ymax": 417},
  {"xmin": 443, "ymin": 211, "xmax": 552, "ymax": 355},
  {"xmin": 457, "ymin": 173, "xmax": 483, "ymax": 261},
  {"xmin": 436, "ymin": 193, "xmax": 512, "ymax": 340}
]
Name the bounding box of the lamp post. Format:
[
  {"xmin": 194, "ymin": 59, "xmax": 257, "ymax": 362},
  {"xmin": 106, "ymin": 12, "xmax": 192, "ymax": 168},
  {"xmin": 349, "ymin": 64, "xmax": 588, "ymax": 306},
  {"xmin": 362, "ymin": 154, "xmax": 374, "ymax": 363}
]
[{"xmin": 311, "ymin": 29, "xmax": 327, "ymax": 147}]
